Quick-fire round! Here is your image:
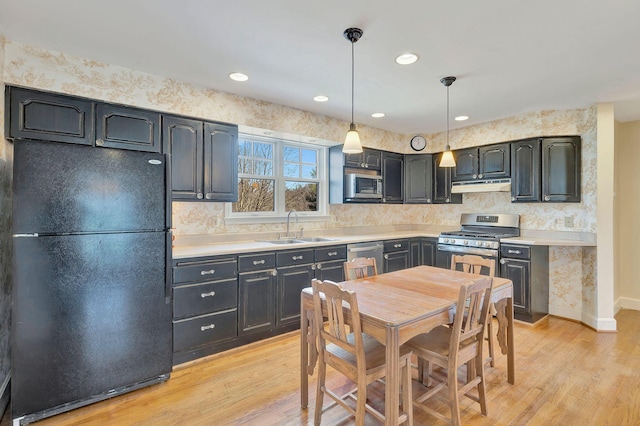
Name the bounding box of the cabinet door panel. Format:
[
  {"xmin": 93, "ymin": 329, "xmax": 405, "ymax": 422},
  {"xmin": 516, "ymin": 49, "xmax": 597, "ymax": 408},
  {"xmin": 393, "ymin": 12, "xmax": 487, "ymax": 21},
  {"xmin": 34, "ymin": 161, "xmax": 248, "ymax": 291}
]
[
  {"xmin": 238, "ymin": 271, "xmax": 276, "ymax": 335},
  {"xmin": 500, "ymin": 259, "xmax": 529, "ymax": 312},
  {"xmin": 421, "ymin": 238, "xmax": 438, "ymax": 266},
  {"xmin": 382, "ymin": 152, "xmax": 403, "ymax": 203},
  {"xmin": 203, "ymin": 122, "xmax": 238, "ymax": 201},
  {"xmin": 383, "ymin": 251, "xmax": 409, "ymax": 273},
  {"xmin": 542, "ymin": 137, "xmax": 581, "ymax": 202},
  {"xmin": 8, "ymin": 87, "xmax": 94, "ymax": 145},
  {"xmin": 433, "ymin": 153, "xmax": 462, "ymax": 204},
  {"xmin": 165, "ymin": 116, "xmax": 204, "ymax": 200},
  {"xmin": 511, "ymin": 138, "xmax": 541, "ymax": 202},
  {"xmin": 479, "ymin": 143, "xmax": 510, "ymax": 178},
  {"xmin": 405, "ymin": 154, "xmax": 433, "ymax": 204},
  {"xmin": 96, "ymin": 104, "xmax": 161, "ymax": 152},
  {"xmin": 315, "ymin": 260, "xmax": 344, "ymax": 282},
  {"xmin": 452, "ymin": 148, "xmax": 478, "ymax": 181},
  {"xmin": 276, "ymin": 265, "xmax": 314, "ymax": 328}
]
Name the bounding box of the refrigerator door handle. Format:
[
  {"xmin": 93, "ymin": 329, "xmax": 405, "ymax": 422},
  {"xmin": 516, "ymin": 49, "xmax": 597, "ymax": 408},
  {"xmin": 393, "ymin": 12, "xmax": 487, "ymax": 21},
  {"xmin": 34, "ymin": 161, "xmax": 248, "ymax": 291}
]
[
  {"xmin": 13, "ymin": 233, "xmax": 39, "ymax": 237},
  {"xmin": 165, "ymin": 231, "xmax": 172, "ymax": 305}
]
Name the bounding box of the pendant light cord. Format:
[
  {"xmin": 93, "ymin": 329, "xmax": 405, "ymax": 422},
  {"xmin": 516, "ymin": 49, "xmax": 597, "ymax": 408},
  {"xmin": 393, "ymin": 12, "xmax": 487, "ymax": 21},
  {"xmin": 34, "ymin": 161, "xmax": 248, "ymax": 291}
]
[
  {"xmin": 351, "ymin": 40, "xmax": 355, "ymax": 125},
  {"xmin": 446, "ymin": 84, "xmax": 450, "ymax": 148}
]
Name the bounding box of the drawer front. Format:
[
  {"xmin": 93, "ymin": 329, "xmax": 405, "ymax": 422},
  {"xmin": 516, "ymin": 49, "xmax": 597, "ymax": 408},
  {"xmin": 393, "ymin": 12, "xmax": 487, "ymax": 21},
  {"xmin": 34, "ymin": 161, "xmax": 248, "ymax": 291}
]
[
  {"xmin": 500, "ymin": 245, "xmax": 530, "ymax": 260},
  {"xmin": 277, "ymin": 249, "xmax": 315, "ymax": 267},
  {"xmin": 173, "ymin": 278, "xmax": 238, "ymax": 319},
  {"xmin": 173, "ymin": 258, "xmax": 237, "ymax": 284},
  {"xmin": 173, "ymin": 310, "xmax": 237, "ymax": 352},
  {"xmin": 384, "ymin": 239, "xmax": 410, "ymax": 253},
  {"xmin": 238, "ymin": 252, "xmax": 276, "ymax": 272},
  {"xmin": 314, "ymin": 245, "xmax": 347, "ymax": 262}
]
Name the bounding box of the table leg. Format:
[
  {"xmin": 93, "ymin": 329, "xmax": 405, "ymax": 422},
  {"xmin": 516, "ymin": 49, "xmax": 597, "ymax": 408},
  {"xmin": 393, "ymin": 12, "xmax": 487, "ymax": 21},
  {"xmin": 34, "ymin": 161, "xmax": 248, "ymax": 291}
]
[
  {"xmin": 300, "ymin": 293, "xmax": 309, "ymax": 408},
  {"xmin": 507, "ymin": 297, "xmax": 515, "ymax": 385},
  {"xmin": 385, "ymin": 326, "xmax": 400, "ymax": 426}
]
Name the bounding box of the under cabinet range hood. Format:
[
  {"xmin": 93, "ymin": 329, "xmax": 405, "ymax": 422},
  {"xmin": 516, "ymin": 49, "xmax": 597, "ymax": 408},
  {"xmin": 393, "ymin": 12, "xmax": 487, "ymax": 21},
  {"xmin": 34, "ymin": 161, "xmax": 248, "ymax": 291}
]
[{"xmin": 451, "ymin": 178, "xmax": 511, "ymax": 194}]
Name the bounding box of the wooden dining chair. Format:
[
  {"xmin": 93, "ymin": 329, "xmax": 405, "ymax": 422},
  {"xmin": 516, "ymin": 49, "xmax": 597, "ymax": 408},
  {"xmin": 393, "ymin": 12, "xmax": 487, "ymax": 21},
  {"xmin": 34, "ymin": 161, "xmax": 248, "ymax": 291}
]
[
  {"xmin": 450, "ymin": 254, "xmax": 497, "ymax": 367},
  {"xmin": 343, "ymin": 257, "xmax": 378, "ymax": 280},
  {"xmin": 311, "ymin": 279, "xmax": 413, "ymax": 426},
  {"xmin": 403, "ymin": 276, "xmax": 493, "ymax": 426}
]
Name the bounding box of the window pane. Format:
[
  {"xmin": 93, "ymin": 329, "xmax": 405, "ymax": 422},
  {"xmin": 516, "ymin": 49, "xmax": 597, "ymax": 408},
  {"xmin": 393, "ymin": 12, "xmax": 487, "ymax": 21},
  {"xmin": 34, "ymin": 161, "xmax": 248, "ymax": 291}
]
[
  {"xmin": 283, "ymin": 162, "xmax": 299, "ymax": 178},
  {"xmin": 301, "ymin": 149, "xmax": 317, "ymax": 164},
  {"xmin": 238, "ymin": 140, "xmax": 252, "ymax": 156},
  {"xmin": 238, "ymin": 157, "xmax": 252, "ymax": 174},
  {"xmin": 254, "ymin": 143, "xmax": 273, "ymax": 159},
  {"xmin": 254, "ymin": 160, "xmax": 273, "ymax": 176},
  {"xmin": 233, "ymin": 178, "xmax": 275, "ymax": 212},
  {"xmin": 301, "ymin": 165, "xmax": 316, "ymax": 179},
  {"xmin": 285, "ymin": 181, "xmax": 318, "ymax": 212},
  {"xmin": 283, "ymin": 147, "xmax": 299, "ymax": 162}
]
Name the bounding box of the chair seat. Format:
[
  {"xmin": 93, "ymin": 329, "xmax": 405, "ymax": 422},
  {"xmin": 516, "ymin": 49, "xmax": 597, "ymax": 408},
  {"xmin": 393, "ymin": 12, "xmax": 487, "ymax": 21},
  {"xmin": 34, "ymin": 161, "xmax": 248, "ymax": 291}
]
[
  {"xmin": 404, "ymin": 326, "xmax": 478, "ymax": 364},
  {"xmin": 328, "ymin": 333, "xmax": 412, "ymax": 371}
]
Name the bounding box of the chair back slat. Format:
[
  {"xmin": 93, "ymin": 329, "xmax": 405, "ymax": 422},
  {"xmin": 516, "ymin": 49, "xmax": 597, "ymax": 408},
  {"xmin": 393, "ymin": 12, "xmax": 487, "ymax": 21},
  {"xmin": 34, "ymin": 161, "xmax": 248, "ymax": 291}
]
[
  {"xmin": 451, "ymin": 254, "xmax": 495, "ymax": 277},
  {"xmin": 343, "ymin": 257, "xmax": 378, "ymax": 280},
  {"xmin": 450, "ymin": 277, "xmax": 493, "ymax": 356},
  {"xmin": 312, "ymin": 279, "xmax": 364, "ymax": 361}
]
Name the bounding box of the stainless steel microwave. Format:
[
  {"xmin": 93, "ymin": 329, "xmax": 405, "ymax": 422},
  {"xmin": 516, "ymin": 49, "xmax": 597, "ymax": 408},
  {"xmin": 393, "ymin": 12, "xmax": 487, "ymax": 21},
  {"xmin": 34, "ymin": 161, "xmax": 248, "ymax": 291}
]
[{"xmin": 345, "ymin": 172, "xmax": 383, "ymax": 200}]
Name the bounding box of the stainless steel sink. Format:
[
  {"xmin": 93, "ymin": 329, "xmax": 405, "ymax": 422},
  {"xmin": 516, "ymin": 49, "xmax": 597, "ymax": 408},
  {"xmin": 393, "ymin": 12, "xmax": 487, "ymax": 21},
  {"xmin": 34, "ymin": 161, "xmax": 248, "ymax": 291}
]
[
  {"xmin": 263, "ymin": 239, "xmax": 303, "ymax": 244},
  {"xmin": 296, "ymin": 237, "xmax": 336, "ymax": 242}
]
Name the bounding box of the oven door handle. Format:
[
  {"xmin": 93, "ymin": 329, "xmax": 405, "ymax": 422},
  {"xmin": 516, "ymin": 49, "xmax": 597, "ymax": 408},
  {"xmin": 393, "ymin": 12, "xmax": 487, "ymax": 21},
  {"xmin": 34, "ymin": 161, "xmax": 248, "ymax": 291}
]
[{"xmin": 437, "ymin": 244, "xmax": 498, "ymax": 258}]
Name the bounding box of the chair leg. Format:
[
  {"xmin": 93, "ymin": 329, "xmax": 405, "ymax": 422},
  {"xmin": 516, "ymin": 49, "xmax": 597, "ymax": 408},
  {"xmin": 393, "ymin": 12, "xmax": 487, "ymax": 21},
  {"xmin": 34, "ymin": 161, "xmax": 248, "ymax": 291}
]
[
  {"xmin": 314, "ymin": 357, "xmax": 326, "ymax": 426},
  {"xmin": 355, "ymin": 375, "xmax": 367, "ymax": 426},
  {"xmin": 401, "ymin": 356, "xmax": 413, "ymax": 426},
  {"xmin": 487, "ymin": 315, "xmax": 495, "ymax": 367},
  {"xmin": 476, "ymin": 351, "xmax": 488, "ymax": 415},
  {"xmin": 448, "ymin": 362, "xmax": 462, "ymax": 426}
]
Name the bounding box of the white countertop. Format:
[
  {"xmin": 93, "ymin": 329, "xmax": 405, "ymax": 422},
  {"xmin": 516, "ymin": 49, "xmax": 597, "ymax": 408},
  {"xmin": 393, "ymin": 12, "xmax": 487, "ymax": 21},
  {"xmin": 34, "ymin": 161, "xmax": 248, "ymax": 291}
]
[{"xmin": 172, "ymin": 227, "xmax": 596, "ymax": 260}]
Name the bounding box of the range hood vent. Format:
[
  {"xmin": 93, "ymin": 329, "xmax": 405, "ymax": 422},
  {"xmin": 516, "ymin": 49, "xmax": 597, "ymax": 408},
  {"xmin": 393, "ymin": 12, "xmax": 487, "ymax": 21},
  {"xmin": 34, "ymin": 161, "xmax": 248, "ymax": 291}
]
[{"xmin": 451, "ymin": 178, "xmax": 511, "ymax": 194}]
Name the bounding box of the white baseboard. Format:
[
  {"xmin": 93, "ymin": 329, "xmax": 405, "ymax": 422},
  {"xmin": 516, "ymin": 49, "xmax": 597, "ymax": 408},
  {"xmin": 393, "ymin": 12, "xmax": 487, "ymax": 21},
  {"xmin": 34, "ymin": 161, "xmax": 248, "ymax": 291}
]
[
  {"xmin": 617, "ymin": 296, "xmax": 640, "ymax": 311},
  {"xmin": 550, "ymin": 305, "xmax": 617, "ymax": 331}
]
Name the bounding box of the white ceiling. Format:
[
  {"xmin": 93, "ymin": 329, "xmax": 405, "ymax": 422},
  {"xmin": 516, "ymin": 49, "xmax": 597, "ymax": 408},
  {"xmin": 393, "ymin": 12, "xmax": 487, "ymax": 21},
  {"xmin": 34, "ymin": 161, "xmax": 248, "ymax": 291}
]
[{"xmin": 1, "ymin": 0, "xmax": 640, "ymax": 135}]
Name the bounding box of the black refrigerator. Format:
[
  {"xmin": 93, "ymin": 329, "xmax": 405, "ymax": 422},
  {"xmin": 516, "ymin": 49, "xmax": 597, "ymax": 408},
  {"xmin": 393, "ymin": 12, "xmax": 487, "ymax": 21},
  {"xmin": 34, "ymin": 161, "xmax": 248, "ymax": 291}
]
[{"xmin": 11, "ymin": 139, "xmax": 172, "ymax": 424}]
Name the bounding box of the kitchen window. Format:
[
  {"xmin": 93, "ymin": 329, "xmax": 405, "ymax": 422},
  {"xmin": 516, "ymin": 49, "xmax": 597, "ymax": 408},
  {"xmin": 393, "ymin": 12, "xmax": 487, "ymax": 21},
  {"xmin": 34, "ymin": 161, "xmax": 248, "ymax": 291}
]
[{"xmin": 226, "ymin": 134, "xmax": 328, "ymax": 221}]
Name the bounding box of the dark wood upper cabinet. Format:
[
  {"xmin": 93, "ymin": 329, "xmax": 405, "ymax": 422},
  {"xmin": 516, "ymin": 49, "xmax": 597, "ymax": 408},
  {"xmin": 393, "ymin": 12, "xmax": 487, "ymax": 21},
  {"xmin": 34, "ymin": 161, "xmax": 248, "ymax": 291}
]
[
  {"xmin": 166, "ymin": 117, "xmax": 238, "ymax": 202},
  {"xmin": 203, "ymin": 122, "xmax": 238, "ymax": 202},
  {"xmin": 344, "ymin": 148, "xmax": 382, "ymax": 171},
  {"xmin": 381, "ymin": 152, "xmax": 403, "ymax": 203},
  {"xmin": 95, "ymin": 104, "xmax": 161, "ymax": 152},
  {"xmin": 7, "ymin": 86, "xmax": 94, "ymax": 145},
  {"xmin": 432, "ymin": 153, "xmax": 462, "ymax": 204},
  {"xmin": 404, "ymin": 154, "xmax": 433, "ymax": 204},
  {"xmin": 541, "ymin": 136, "xmax": 581, "ymax": 202},
  {"xmin": 452, "ymin": 143, "xmax": 510, "ymax": 181},
  {"xmin": 511, "ymin": 138, "xmax": 541, "ymax": 202},
  {"xmin": 164, "ymin": 116, "xmax": 204, "ymax": 200}
]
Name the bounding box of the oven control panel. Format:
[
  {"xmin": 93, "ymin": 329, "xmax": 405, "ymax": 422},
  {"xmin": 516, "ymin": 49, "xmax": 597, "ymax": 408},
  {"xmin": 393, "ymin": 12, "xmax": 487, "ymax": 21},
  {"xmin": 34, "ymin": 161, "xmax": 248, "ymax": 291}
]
[{"xmin": 438, "ymin": 236, "xmax": 500, "ymax": 250}]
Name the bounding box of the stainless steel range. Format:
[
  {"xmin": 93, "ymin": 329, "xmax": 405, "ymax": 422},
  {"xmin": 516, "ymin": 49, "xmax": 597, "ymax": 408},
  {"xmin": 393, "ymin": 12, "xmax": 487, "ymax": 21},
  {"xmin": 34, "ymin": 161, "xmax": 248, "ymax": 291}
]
[{"xmin": 436, "ymin": 213, "xmax": 520, "ymax": 268}]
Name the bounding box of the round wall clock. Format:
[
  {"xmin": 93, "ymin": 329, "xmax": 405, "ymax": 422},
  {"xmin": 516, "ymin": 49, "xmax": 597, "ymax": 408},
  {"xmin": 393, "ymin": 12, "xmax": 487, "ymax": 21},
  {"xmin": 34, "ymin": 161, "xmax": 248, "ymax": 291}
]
[{"xmin": 410, "ymin": 135, "xmax": 427, "ymax": 151}]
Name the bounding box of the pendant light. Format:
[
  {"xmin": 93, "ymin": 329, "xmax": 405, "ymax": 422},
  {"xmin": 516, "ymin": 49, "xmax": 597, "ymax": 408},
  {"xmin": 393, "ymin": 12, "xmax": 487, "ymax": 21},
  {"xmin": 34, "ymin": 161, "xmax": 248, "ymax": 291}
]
[
  {"xmin": 439, "ymin": 76, "xmax": 457, "ymax": 167},
  {"xmin": 342, "ymin": 27, "xmax": 364, "ymax": 154}
]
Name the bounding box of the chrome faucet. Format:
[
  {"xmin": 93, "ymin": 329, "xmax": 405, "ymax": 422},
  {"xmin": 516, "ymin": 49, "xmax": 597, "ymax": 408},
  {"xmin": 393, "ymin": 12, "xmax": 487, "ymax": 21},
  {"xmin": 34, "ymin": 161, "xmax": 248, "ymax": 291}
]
[{"xmin": 286, "ymin": 209, "xmax": 298, "ymax": 238}]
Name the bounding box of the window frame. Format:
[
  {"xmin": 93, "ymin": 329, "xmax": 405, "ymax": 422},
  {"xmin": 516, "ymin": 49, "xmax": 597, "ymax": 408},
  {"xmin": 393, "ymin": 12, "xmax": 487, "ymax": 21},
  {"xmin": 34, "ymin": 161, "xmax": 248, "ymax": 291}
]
[{"xmin": 225, "ymin": 134, "xmax": 329, "ymax": 223}]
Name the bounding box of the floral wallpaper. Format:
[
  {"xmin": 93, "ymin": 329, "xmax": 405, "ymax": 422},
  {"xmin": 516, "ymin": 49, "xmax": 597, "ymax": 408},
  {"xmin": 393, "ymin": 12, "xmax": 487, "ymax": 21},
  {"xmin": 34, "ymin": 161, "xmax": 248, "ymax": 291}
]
[{"xmin": 1, "ymin": 38, "xmax": 598, "ymax": 334}]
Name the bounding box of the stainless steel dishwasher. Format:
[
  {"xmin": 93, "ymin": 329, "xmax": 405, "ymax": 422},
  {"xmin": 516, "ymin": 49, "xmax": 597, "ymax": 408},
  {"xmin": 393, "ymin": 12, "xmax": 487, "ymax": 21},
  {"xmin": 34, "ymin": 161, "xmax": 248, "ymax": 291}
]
[{"xmin": 346, "ymin": 241, "xmax": 384, "ymax": 273}]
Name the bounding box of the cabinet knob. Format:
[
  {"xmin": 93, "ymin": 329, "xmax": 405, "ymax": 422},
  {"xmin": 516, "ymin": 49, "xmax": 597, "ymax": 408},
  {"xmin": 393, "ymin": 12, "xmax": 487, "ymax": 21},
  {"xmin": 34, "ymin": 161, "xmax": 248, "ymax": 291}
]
[
  {"xmin": 200, "ymin": 324, "xmax": 216, "ymax": 332},
  {"xmin": 360, "ymin": 163, "xmax": 366, "ymax": 168},
  {"xmin": 327, "ymin": 252, "xmax": 338, "ymax": 257},
  {"xmin": 205, "ymin": 193, "xmax": 212, "ymax": 200},
  {"xmin": 478, "ymin": 173, "xmax": 483, "ymax": 179},
  {"xmin": 508, "ymin": 249, "xmax": 522, "ymax": 254},
  {"xmin": 472, "ymin": 174, "xmax": 477, "ymax": 179},
  {"xmin": 197, "ymin": 193, "xmax": 204, "ymax": 199},
  {"xmin": 96, "ymin": 138, "xmax": 104, "ymax": 146},
  {"xmin": 544, "ymin": 195, "xmax": 550, "ymax": 201},
  {"xmin": 200, "ymin": 269, "xmax": 216, "ymax": 275},
  {"xmin": 384, "ymin": 254, "xmax": 389, "ymax": 259},
  {"xmin": 201, "ymin": 291, "xmax": 216, "ymax": 298},
  {"xmin": 252, "ymin": 259, "xmax": 266, "ymax": 265},
  {"xmin": 511, "ymin": 196, "xmax": 516, "ymax": 202},
  {"xmin": 292, "ymin": 255, "xmax": 304, "ymax": 261},
  {"xmin": 270, "ymin": 269, "xmax": 278, "ymax": 276},
  {"xmin": 445, "ymin": 197, "xmax": 450, "ymax": 203},
  {"xmin": 314, "ymin": 263, "xmax": 321, "ymax": 270},
  {"xmin": 427, "ymin": 198, "xmax": 432, "ymax": 203},
  {"xmin": 500, "ymin": 259, "xmax": 506, "ymax": 264}
]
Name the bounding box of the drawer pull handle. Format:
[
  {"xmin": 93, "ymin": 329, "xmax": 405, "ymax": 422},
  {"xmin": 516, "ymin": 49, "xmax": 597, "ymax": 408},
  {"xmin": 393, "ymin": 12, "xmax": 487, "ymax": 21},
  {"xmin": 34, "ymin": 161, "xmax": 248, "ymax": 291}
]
[
  {"xmin": 508, "ymin": 249, "xmax": 521, "ymax": 254},
  {"xmin": 292, "ymin": 255, "xmax": 304, "ymax": 260},
  {"xmin": 200, "ymin": 324, "xmax": 216, "ymax": 332},
  {"xmin": 327, "ymin": 252, "xmax": 338, "ymax": 257},
  {"xmin": 201, "ymin": 291, "xmax": 216, "ymax": 298},
  {"xmin": 394, "ymin": 244, "xmax": 402, "ymax": 248},
  {"xmin": 252, "ymin": 259, "xmax": 266, "ymax": 265},
  {"xmin": 201, "ymin": 269, "xmax": 216, "ymax": 275}
]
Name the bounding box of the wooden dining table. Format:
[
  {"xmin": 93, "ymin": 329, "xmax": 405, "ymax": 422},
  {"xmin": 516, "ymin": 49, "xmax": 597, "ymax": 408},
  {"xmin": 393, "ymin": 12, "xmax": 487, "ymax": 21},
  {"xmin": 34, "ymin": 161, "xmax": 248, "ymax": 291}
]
[{"xmin": 300, "ymin": 265, "xmax": 515, "ymax": 426}]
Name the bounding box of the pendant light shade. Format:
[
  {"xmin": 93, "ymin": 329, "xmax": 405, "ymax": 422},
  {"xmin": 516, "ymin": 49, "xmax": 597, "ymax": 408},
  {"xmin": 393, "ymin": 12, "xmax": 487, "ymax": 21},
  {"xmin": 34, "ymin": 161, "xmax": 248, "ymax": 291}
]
[
  {"xmin": 439, "ymin": 76, "xmax": 457, "ymax": 168},
  {"xmin": 342, "ymin": 27, "xmax": 363, "ymax": 154}
]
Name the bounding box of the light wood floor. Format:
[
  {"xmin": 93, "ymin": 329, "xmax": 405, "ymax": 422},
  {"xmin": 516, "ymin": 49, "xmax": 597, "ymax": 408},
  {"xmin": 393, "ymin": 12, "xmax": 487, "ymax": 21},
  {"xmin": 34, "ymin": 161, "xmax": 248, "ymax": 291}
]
[{"xmin": 2, "ymin": 309, "xmax": 640, "ymax": 426}]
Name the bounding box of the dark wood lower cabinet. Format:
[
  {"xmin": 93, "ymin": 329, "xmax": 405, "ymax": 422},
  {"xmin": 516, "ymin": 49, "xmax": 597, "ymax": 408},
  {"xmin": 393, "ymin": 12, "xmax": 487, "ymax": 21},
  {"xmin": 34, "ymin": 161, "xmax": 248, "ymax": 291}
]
[
  {"xmin": 238, "ymin": 270, "xmax": 276, "ymax": 335},
  {"xmin": 410, "ymin": 237, "xmax": 437, "ymax": 267}
]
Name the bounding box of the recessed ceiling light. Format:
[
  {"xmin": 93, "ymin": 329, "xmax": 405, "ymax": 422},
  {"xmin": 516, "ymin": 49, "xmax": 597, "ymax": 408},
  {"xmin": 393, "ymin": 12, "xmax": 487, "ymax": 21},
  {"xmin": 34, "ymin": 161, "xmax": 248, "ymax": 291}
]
[
  {"xmin": 313, "ymin": 95, "xmax": 329, "ymax": 102},
  {"xmin": 454, "ymin": 115, "xmax": 469, "ymax": 121},
  {"xmin": 229, "ymin": 72, "xmax": 248, "ymax": 82},
  {"xmin": 395, "ymin": 53, "xmax": 419, "ymax": 65},
  {"xmin": 371, "ymin": 112, "xmax": 385, "ymax": 118}
]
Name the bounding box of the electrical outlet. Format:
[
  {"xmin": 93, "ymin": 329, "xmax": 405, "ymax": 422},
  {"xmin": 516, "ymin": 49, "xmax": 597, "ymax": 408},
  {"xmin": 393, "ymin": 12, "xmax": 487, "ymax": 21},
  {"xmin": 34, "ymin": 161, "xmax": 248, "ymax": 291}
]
[{"xmin": 564, "ymin": 216, "xmax": 574, "ymax": 228}]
